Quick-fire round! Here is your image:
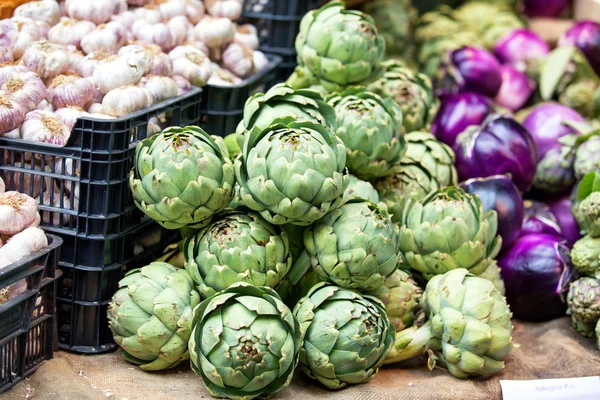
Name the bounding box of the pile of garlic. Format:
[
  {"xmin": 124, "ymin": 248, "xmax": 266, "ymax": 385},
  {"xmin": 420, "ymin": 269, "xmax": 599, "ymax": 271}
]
[{"xmin": 0, "ymin": 0, "xmax": 268, "ymax": 138}]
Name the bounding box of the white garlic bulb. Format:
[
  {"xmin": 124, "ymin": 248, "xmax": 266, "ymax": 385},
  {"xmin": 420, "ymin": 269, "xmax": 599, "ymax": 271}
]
[
  {"xmin": 138, "ymin": 75, "xmax": 178, "ymax": 105},
  {"xmin": 172, "ymin": 75, "xmax": 192, "ymax": 95},
  {"xmin": 119, "ymin": 44, "xmax": 173, "ymax": 76},
  {"xmin": 21, "ymin": 40, "xmax": 69, "ymax": 80},
  {"xmin": 78, "ymin": 51, "xmax": 112, "ymax": 78},
  {"xmin": 102, "ymin": 85, "xmax": 148, "ymax": 117},
  {"xmin": 193, "ymin": 16, "xmax": 235, "ymax": 48},
  {"xmin": 11, "ymin": 17, "xmax": 49, "ymax": 59},
  {"xmin": 38, "ymin": 187, "xmax": 74, "ymax": 226},
  {"xmin": 20, "ymin": 110, "xmax": 71, "ymax": 145},
  {"xmin": 35, "ymin": 99, "xmax": 53, "ymax": 112},
  {"xmin": 0, "ymin": 227, "xmax": 48, "ymax": 270},
  {"xmin": 204, "ymin": 0, "xmax": 243, "ymax": 21},
  {"xmin": 159, "ymin": 0, "xmax": 187, "ymax": 20},
  {"xmin": 48, "ymin": 75, "xmax": 95, "ymax": 109},
  {"xmin": 92, "ymin": 53, "xmax": 146, "ymax": 94},
  {"xmin": 0, "ymin": 91, "xmax": 27, "ymax": 135},
  {"xmin": 132, "ymin": 4, "xmax": 163, "ymax": 24},
  {"xmin": 87, "ymin": 103, "xmax": 104, "ymax": 114},
  {"xmin": 132, "ymin": 20, "xmax": 174, "ymax": 52},
  {"xmin": 222, "ymin": 40, "xmax": 255, "ymax": 78},
  {"xmin": 48, "ymin": 17, "xmax": 96, "ymax": 48},
  {"xmin": 168, "ymin": 45, "xmax": 212, "ymax": 86},
  {"xmin": 168, "ymin": 16, "xmax": 192, "ymax": 49},
  {"xmin": 207, "ymin": 62, "xmax": 241, "ymax": 86},
  {"xmin": 55, "ymin": 106, "xmax": 88, "ymax": 131},
  {"xmin": 110, "ymin": 10, "xmax": 136, "ymax": 30},
  {"xmin": 0, "ymin": 47, "xmax": 13, "ymax": 64},
  {"xmin": 114, "ymin": 0, "xmax": 128, "ymax": 14},
  {"xmin": 1, "ymin": 69, "xmax": 47, "ymax": 111},
  {"xmin": 80, "ymin": 21, "xmax": 127, "ymax": 55},
  {"xmin": 14, "ymin": 1, "xmax": 61, "ymax": 27},
  {"xmin": 185, "ymin": 0, "xmax": 205, "ymax": 24},
  {"xmin": 0, "ymin": 191, "xmax": 39, "ymax": 235},
  {"xmin": 2, "ymin": 163, "xmax": 49, "ymax": 199},
  {"xmin": 65, "ymin": 0, "xmax": 116, "ymax": 25},
  {"xmin": 0, "ymin": 20, "xmax": 18, "ymax": 50},
  {"xmin": 253, "ymin": 50, "xmax": 270, "ymax": 72},
  {"xmin": 235, "ymin": 24, "xmax": 259, "ymax": 50}
]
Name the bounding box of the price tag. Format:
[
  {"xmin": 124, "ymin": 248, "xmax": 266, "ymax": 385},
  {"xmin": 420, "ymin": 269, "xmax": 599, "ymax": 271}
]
[{"xmin": 500, "ymin": 376, "xmax": 600, "ymax": 400}]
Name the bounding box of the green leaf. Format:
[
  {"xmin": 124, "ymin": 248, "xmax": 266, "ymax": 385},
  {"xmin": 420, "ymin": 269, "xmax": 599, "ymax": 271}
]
[
  {"xmin": 578, "ymin": 172, "xmax": 600, "ymax": 201},
  {"xmin": 540, "ymin": 46, "xmax": 576, "ymax": 101}
]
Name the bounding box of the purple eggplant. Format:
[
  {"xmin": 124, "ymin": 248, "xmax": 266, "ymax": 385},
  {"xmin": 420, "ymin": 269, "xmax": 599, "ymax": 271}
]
[
  {"xmin": 559, "ymin": 21, "xmax": 600, "ymax": 76},
  {"xmin": 432, "ymin": 92, "xmax": 494, "ymax": 149},
  {"xmin": 494, "ymin": 28, "xmax": 550, "ymax": 70},
  {"xmin": 454, "ymin": 114, "xmax": 538, "ymax": 193},
  {"xmin": 522, "ymin": 102, "xmax": 584, "ymax": 161},
  {"xmin": 548, "ymin": 196, "xmax": 583, "ymax": 247},
  {"xmin": 498, "ymin": 233, "xmax": 577, "ymax": 321},
  {"xmin": 524, "ymin": 0, "xmax": 570, "ymax": 18},
  {"xmin": 460, "ymin": 175, "xmax": 524, "ymax": 249},
  {"xmin": 521, "ymin": 200, "xmax": 564, "ymax": 239},
  {"xmin": 495, "ymin": 65, "xmax": 535, "ymax": 111}
]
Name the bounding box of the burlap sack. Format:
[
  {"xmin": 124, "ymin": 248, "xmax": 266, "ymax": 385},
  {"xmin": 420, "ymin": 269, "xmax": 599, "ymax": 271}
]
[{"xmin": 2, "ymin": 318, "xmax": 600, "ymax": 400}]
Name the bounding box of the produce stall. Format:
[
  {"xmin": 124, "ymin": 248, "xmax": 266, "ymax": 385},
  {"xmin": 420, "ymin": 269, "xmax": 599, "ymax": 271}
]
[{"xmin": 0, "ymin": 0, "xmax": 600, "ymax": 399}]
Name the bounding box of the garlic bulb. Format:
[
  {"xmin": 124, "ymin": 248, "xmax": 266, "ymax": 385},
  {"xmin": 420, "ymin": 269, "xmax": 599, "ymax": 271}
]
[
  {"xmin": 48, "ymin": 18, "xmax": 96, "ymax": 48},
  {"xmin": 48, "ymin": 75, "xmax": 95, "ymax": 109},
  {"xmin": 132, "ymin": 20, "xmax": 174, "ymax": 52},
  {"xmin": 208, "ymin": 63, "xmax": 241, "ymax": 86},
  {"xmin": 0, "ymin": 177, "xmax": 4, "ymax": 194},
  {"xmin": 0, "ymin": 280, "xmax": 27, "ymax": 304},
  {"xmin": 111, "ymin": 10, "xmax": 135, "ymax": 30},
  {"xmin": 21, "ymin": 41, "xmax": 68, "ymax": 80},
  {"xmin": 14, "ymin": 1, "xmax": 61, "ymax": 27},
  {"xmin": 169, "ymin": 45, "xmax": 212, "ymax": 86},
  {"xmin": 78, "ymin": 51, "xmax": 112, "ymax": 78},
  {"xmin": 114, "ymin": 0, "xmax": 128, "ymax": 14},
  {"xmin": 0, "ymin": 91, "xmax": 26, "ymax": 135},
  {"xmin": 2, "ymin": 163, "xmax": 48, "ymax": 198},
  {"xmin": 138, "ymin": 75, "xmax": 178, "ymax": 105},
  {"xmin": 55, "ymin": 106, "xmax": 87, "ymax": 131},
  {"xmin": 87, "ymin": 103, "xmax": 104, "ymax": 114},
  {"xmin": 147, "ymin": 116, "xmax": 162, "ymax": 137},
  {"xmin": 20, "ymin": 110, "xmax": 71, "ymax": 145},
  {"xmin": 35, "ymin": 99, "xmax": 53, "ymax": 112},
  {"xmin": 0, "ymin": 20, "xmax": 18, "ymax": 49},
  {"xmin": 120, "ymin": 44, "xmax": 173, "ymax": 76},
  {"xmin": 65, "ymin": 0, "xmax": 116, "ymax": 25},
  {"xmin": 222, "ymin": 41, "xmax": 255, "ymax": 79},
  {"xmin": 172, "ymin": 74, "xmax": 192, "ymax": 95},
  {"xmin": 54, "ymin": 158, "xmax": 80, "ymax": 200},
  {"xmin": 185, "ymin": 0, "xmax": 205, "ymax": 24},
  {"xmin": 64, "ymin": 49, "xmax": 84, "ymax": 75},
  {"xmin": 253, "ymin": 50, "xmax": 269, "ymax": 72},
  {"xmin": 4, "ymin": 128, "xmax": 20, "ymax": 139},
  {"xmin": 235, "ymin": 24, "xmax": 259, "ymax": 51},
  {"xmin": 92, "ymin": 53, "xmax": 146, "ymax": 94},
  {"xmin": 159, "ymin": 0, "xmax": 187, "ymax": 20},
  {"xmin": 0, "ymin": 48, "xmax": 13, "ymax": 64},
  {"xmin": 193, "ymin": 16, "xmax": 235, "ymax": 48},
  {"xmin": 0, "ymin": 227, "xmax": 48, "ymax": 270},
  {"xmin": 1, "ymin": 69, "xmax": 47, "ymax": 111},
  {"xmin": 204, "ymin": 0, "xmax": 243, "ymax": 21},
  {"xmin": 0, "ymin": 65, "xmax": 29, "ymax": 86},
  {"xmin": 185, "ymin": 40, "xmax": 210, "ymax": 56},
  {"xmin": 127, "ymin": 0, "xmax": 153, "ymax": 5},
  {"xmin": 102, "ymin": 85, "xmax": 148, "ymax": 117},
  {"xmin": 80, "ymin": 21, "xmax": 127, "ymax": 55},
  {"xmin": 0, "ymin": 191, "xmax": 39, "ymax": 235},
  {"xmin": 168, "ymin": 16, "xmax": 191, "ymax": 49},
  {"xmin": 11, "ymin": 17, "xmax": 49, "ymax": 59},
  {"xmin": 132, "ymin": 5, "xmax": 163, "ymax": 25}
]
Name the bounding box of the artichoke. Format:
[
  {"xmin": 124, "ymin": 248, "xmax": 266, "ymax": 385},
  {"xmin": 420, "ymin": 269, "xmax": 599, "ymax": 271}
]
[
  {"xmin": 293, "ymin": 283, "xmax": 395, "ymax": 389},
  {"xmin": 384, "ymin": 269, "xmax": 513, "ymax": 379},
  {"xmin": 304, "ymin": 198, "xmax": 400, "ymax": 291},
  {"xmin": 287, "ymin": 1, "xmax": 385, "ymax": 93},
  {"xmin": 107, "ymin": 262, "xmax": 200, "ymax": 371},
  {"xmin": 402, "ymin": 131, "xmax": 458, "ymax": 187},
  {"xmin": 184, "ymin": 211, "xmax": 292, "ymax": 298},
  {"xmin": 533, "ymin": 134, "xmax": 577, "ymax": 194},
  {"xmin": 361, "ymin": 0, "xmax": 417, "ymax": 59},
  {"xmin": 559, "ymin": 80, "xmax": 600, "ymax": 119},
  {"xmin": 567, "ymin": 277, "xmax": 600, "ymax": 337},
  {"xmin": 224, "ymin": 133, "xmax": 242, "ymax": 159},
  {"xmin": 235, "ymin": 83, "xmax": 337, "ymax": 138},
  {"xmin": 366, "ymin": 269, "xmax": 423, "ymax": 332},
  {"xmin": 189, "ymin": 283, "xmax": 301, "ymax": 400},
  {"xmin": 576, "ymin": 192, "xmax": 600, "ymax": 237},
  {"xmin": 398, "ymin": 187, "xmax": 502, "ymax": 281},
  {"xmin": 235, "ymin": 116, "xmax": 348, "ymax": 226},
  {"xmin": 327, "ymin": 87, "xmax": 404, "ymax": 180},
  {"xmin": 276, "ymin": 251, "xmax": 324, "ymax": 309},
  {"xmin": 156, "ymin": 242, "xmax": 185, "ymax": 269},
  {"xmin": 368, "ymin": 60, "xmax": 439, "ymax": 134},
  {"xmin": 374, "ymin": 163, "xmax": 441, "ymax": 223},
  {"xmin": 344, "ymin": 175, "xmax": 380, "ymax": 203},
  {"xmin": 477, "ymin": 260, "xmax": 506, "ymax": 296},
  {"xmin": 571, "ymin": 234, "xmax": 600, "ymax": 278},
  {"xmin": 129, "ymin": 126, "xmax": 235, "ymax": 229},
  {"xmin": 574, "ymin": 135, "xmax": 600, "ymax": 180}
]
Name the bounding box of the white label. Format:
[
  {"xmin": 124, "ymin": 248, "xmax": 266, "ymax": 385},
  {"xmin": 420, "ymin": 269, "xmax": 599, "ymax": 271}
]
[{"xmin": 500, "ymin": 376, "xmax": 600, "ymax": 400}]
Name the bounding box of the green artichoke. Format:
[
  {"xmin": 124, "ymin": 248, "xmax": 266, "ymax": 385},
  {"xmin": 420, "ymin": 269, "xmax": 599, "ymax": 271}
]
[
  {"xmin": 477, "ymin": 260, "xmax": 505, "ymax": 296},
  {"xmin": 365, "ymin": 269, "xmax": 423, "ymax": 332},
  {"xmin": 129, "ymin": 126, "xmax": 235, "ymax": 229},
  {"xmin": 374, "ymin": 162, "xmax": 441, "ymax": 223},
  {"xmin": 344, "ymin": 175, "xmax": 380, "ymax": 203},
  {"xmin": 402, "ymin": 131, "xmax": 457, "ymax": 187},
  {"xmin": 107, "ymin": 262, "xmax": 200, "ymax": 371},
  {"xmin": 559, "ymin": 80, "xmax": 600, "ymax": 119},
  {"xmin": 576, "ymin": 192, "xmax": 600, "ymax": 237},
  {"xmin": 360, "ymin": 0, "xmax": 417, "ymax": 59},
  {"xmin": 571, "ymin": 234, "xmax": 600, "ymax": 278},
  {"xmin": 287, "ymin": 1, "xmax": 385, "ymax": 93},
  {"xmin": 235, "ymin": 83, "xmax": 337, "ymax": 139},
  {"xmin": 224, "ymin": 133, "xmax": 242, "ymax": 159},
  {"xmin": 293, "ymin": 283, "xmax": 395, "ymax": 389},
  {"xmin": 327, "ymin": 87, "xmax": 404, "ymax": 180},
  {"xmin": 189, "ymin": 283, "xmax": 301, "ymax": 400},
  {"xmin": 567, "ymin": 277, "xmax": 600, "ymax": 337},
  {"xmin": 235, "ymin": 116, "xmax": 348, "ymax": 226},
  {"xmin": 184, "ymin": 211, "xmax": 292, "ymax": 298},
  {"xmin": 574, "ymin": 135, "xmax": 600, "ymax": 180},
  {"xmin": 368, "ymin": 60, "xmax": 439, "ymax": 134},
  {"xmin": 399, "ymin": 187, "xmax": 502, "ymax": 281},
  {"xmin": 384, "ymin": 269, "xmax": 513, "ymax": 379},
  {"xmin": 533, "ymin": 135, "xmax": 577, "ymax": 194},
  {"xmin": 304, "ymin": 199, "xmax": 400, "ymax": 291}
]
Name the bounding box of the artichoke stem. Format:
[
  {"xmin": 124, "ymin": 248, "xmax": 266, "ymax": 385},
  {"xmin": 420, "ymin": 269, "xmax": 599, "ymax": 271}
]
[
  {"xmin": 179, "ymin": 226, "xmax": 195, "ymax": 240},
  {"xmin": 286, "ymin": 250, "xmax": 312, "ymax": 287},
  {"xmin": 383, "ymin": 323, "xmax": 440, "ymax": 365},
  {"xmin": 285, "ymin": 66, "xmax": 315, "ymax": 90}
]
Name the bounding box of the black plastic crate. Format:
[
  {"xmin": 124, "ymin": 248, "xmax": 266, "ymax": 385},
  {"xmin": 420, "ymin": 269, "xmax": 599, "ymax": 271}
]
[
  {"xmin": 242, "ymin": 0, "xmax": 323, "ymax": 51},
  {"xmin": 199, "ymin": 55, "xmax": 282, "ymax": 137},
  {"xmin": 262, "ymin": 47, "xmax": 297, "ymax": 84},
  {"xmin": 0, "ymin": 88, "xmax": 203, "ymax": 238},
  {"xmin": 57, "ymin": 222, "xmax": 180, "ymax": 354},
  {"xmin": 0, "ymin": 235, "xmax": 62, "ymax": 393}
]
